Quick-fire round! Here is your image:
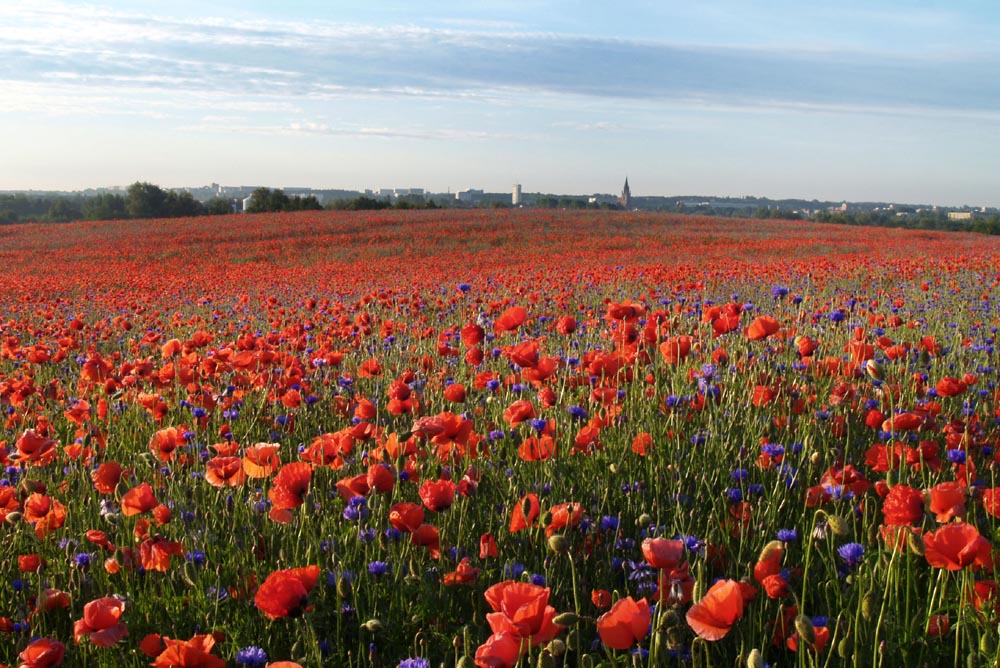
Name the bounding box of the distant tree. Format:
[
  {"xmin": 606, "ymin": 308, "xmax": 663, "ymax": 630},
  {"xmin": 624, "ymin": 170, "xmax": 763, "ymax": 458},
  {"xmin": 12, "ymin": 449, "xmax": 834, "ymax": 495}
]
[
  {"xmin": 46, "ymin": 198, "xmax": 82, "ymax": 222},
  {"xmin": 126, "ymin": 182, "xmax": 168, "ymax": 218},
  {"xmin": 204, "ymin": 198, "xmax": 236, "ymax": 215},
  {"xmin": 83, "ymin": 193, "xmax": 128, "ymax": 220},
  {"xmin": 245, "ymin": 187, "xmax": 290, "ymax": 213},
  {"xmin": 0, "ymin": 209, "xmax": 17, "ymax": 225}
]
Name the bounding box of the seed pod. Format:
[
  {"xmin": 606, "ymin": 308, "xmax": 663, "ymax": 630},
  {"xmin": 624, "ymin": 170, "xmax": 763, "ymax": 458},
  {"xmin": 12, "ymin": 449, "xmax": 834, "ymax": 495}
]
[
  {"xmin": 548, "ymin": 535, "xmax": 569, "ymax": 554},
  {"xmin": 794, "ymin": 615, "xmax": 816, "ymax": 645},
  {"xmin": 546, "ymin": 639, "xmax": 566, "ymax": 657},
  {"xmin": 746, "ymin": 648, "xmax": 764, "ymax": 668}
]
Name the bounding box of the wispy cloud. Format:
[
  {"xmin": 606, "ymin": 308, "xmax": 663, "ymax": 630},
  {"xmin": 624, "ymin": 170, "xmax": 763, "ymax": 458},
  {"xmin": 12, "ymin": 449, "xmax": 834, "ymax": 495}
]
[{"xmin": 2, "ymin": 0, "xmax": 998, "ymax": 122}]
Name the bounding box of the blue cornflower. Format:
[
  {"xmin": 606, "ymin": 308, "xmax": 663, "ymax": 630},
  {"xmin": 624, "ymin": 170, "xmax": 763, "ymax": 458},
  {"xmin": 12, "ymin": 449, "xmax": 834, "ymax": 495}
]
[
  {"xmin": 837, "ymin": 542, "xmax": 865, "ymax": 568},
  {"xmin": 399, "ymin": 659, "xmax": 431, "ymax": 668},
  {"xmin": 73, "ymin": 552, "xmax": 92, "ymax": 568},
  {"xmin": 530, "ymin": 418, "xmax": 548, "ymax": 433},
  {"xmin": 185, "ymin": 550, "xmax": 206, "ymax": 566},
  {"xmin": 236, "ymin": 646, "xmax": 268, "ymax": 667},
  {"xmin": 367, "ymin": 561, "xmax": 390, "ymax": 577},
  {"xmin": 777, "ymin": 528, "xmax": 798, "ymax": 542}
]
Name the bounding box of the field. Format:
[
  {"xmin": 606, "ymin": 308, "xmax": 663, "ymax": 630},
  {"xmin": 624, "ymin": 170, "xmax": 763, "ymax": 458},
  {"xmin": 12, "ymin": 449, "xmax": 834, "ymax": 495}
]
[{"xmin": 2, "ymin": 208, "xmax": 1000, "ymax": 668}]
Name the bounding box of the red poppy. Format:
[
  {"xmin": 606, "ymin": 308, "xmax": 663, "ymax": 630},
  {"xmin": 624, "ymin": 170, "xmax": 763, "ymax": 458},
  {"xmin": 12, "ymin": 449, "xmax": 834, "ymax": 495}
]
[
  {"xmin": 518, "ymin": 435, "xmax": 557, "ymax": 462},
  {"xmin": 139, "ymin": 535, "xmax": 184, "ymax": 572},
  {"xmin": 73, "ymin": 597, "xmax": 128, "ymax": 647},
  {"xmin": 254, "ymin": 565, "xmax": 320, "ymax": 619},
  {"xmin": 923, "ymin": 522, "xmax": 992, "ymax": 570},
  {"xmin": 121, "ymin": 482, "xmax": 158, "ymax": 517},
  {"xmin": 366, "ymin": 463, "xmax": 395, "ymax": 493},
  {"xmin": 152, "ymin": 634, "xmax": 226, "ymax": 668},
  {"xmin": 389, "ymin": 502, "xmax": 425, "ymax": 533},
  {"xmin": 631, "ymin": 432, "xmax": 653, "ymax": 456},
  {"xmin": 746, "ymin": 316, "xmax": 780, "ymax": 341},
  {"xmin": 149, "ymin": 426, "xmax": 189, "ymax": 463},
  {"xmin": 936, "ymin": 376, "xmax": 967, "ymax": 397},
  {"xmin": 242, "ymin": 442, "xmax": 282, "ymax": 478},
  {"xmin": 15, "ymin": 429, "xmax": 59, "ymax": 467},
  {"xmin": 17, "ymin": 637, "xmax": 66, "ymax": 668},
  {"xmin": 205, "ymin": 456, "xmax": 247, "ymax": 488},
  {"xmin": 91, "ymin": 462, "xmax": 123, "ymax": 494},
  {"xmin": 591, "ymin": 589, "xmax": 612, "ymax": 609},
  {"xmin": 443, "ymin": 383, "xmax": 467, "ymax": 403},
  {"xmin": 23, "ymin": 493, "xmax": 67, "ymax": 539},
  {"xmin": 787, "ymin": 624, "xmax": 831, "ymax": 653},
  {"xmin": 484, "ymin": 581, "xmax": 561, "ymax": 647},
  {"xmin": 19, "ymin": 554, "xmax": 43, "ymax": 573},
  {"xmin": 503, "ymin": 399, "xmax": 536, "ymax": 427},
  {"xmin": 545, "ymin": 502, "xmax": 584, "ymax": 537},
  {"xmin": 660, "ymin": 336, "xmax": 693, "ymax": 365},
  {"xmin": 480, "ymin": 533, "xmax": 498, "ymax": 558},
  {"xmin": 268, "ymin": 462, "xmax": 312, "ymax": 510},
  {"xmin": 882, "ymin": 484, "xmax": 924, "ymax": 526},
  {"xmin": 982, "ymin": 487, "xmax": 1000, "ymax": 518},
  {"xmin": 411, "ymin": 523, "xmax": 441, "ymax": 558},
  {"xmin": 928, "ymin": 481, "xmax": 966, "ymax": 522},
  {"xmin": 419, "ymin": 478, "xmax": 456, "ymax": 512},
  {"xmin": 442, "ymin": 557, "xmax": 480, "ymax": 586},
  {"xmin": 641, "ymin": 538, "xmax": 684, "ymax": 570},
  {"xmin": 685, "ymin": 579, "xmax": 746, "ymax": 641},
  {"xmin": 509, "ymin": 493, "xmax": 540, "ymax": 533},
  {"xmin": 494, "ymin": 306, "xmax": 528, "ymax": 333},
  {"xmin": 474, "ymin": 631, "xmax": 523, "ymax": 668},
  {"xmin": 596, "ymin": 595, "xmax": 651, "ymax": 650},
  {"xmin": 753, "ymin": 540, "xmax": 783, "ymax": 585}
]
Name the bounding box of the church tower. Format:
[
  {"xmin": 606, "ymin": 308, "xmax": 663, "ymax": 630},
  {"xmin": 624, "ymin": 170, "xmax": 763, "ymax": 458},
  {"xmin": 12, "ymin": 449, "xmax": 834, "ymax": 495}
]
[{"xmin": 619, "ymin": 177, "xmax": 632, "ymax": 209}]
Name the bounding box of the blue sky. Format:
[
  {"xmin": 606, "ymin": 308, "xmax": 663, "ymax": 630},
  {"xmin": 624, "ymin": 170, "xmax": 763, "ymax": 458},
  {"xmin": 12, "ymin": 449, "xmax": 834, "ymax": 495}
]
[{"xmin": 3, "ymin": 1, "xmax": 999, "ymax": 205}]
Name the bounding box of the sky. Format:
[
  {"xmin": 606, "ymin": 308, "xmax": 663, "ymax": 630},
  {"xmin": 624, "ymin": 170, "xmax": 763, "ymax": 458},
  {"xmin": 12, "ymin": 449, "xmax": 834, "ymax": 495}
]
[{"xmin": 2, "ymin": 0, "xmax": 999, "ymax": 206}]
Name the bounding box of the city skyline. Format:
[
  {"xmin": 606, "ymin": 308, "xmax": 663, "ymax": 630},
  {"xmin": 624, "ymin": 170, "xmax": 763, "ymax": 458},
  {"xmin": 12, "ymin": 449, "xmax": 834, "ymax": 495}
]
[{"xmin": 3, "ymin": 1, "xmax": 1000, "ymax": 207}]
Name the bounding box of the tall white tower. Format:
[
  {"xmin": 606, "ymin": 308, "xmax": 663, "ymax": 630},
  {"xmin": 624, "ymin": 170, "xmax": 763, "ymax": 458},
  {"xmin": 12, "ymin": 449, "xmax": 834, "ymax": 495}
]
[{"xmin": 512, "ymin": 183, "xmax": 522, "ymax": 206}]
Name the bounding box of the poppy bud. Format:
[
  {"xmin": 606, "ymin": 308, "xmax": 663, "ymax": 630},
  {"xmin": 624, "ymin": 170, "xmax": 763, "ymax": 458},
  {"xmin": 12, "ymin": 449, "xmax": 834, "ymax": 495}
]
[
  {"xmin": 865, "ymin": 359, "xmax": 884, "ymax": 381},
  {"xmin": 457, "ymin": 658, "xmax": 475, "ymax": 668},
  {"xmin": 362, "ymin": 619, "xmax": 382, "ymax": 633},
  {"xmin": 666, "ymin": 626, "xmax": 686, "ymax": 648},
  {"xmin": 637, "ymin": 513, "xmax": 653, "ymax": 527},
  {"xmin": 809, "ymin": 452, "xmax": 821, "ymax": 466},
  {"xmin": 980, "ymin": 632, "xmax": 997, "ymax": 656},
  {"xmin": 794, "ymin": 615, "xmax": 816, "ymax": 645},
  {"xmin": 336, "ymin": 577, "xmax": 352, "ymax": 601},
  {"xmin": 838, "ymin": 635, "xmax": 854, "ymax": 659},
  {"xmin": 548, "ymin": 534, "xmax": 570, "ymax": 554},
  {"xmin": 580, "ymin": 655, "xmax": 594, "ymax": 668},
  {"xmin": 758, "ymin": 540, "xmax": 782, "ymax": 563},
  {"xmin": 657, "ymin": 609, "xmax": 680, "ymax": 632},
  {"xmin": 826, "ymin": 515, "xmax": 850, "ymax": 536},
  {"xmin": 4, "ymin": 511, "xmax": 22, "ymax": 524},
  {"xmin": 546, "ymin": 639, "xmax": 566, "ymax": 657},
  {"xmin": 540, "ymin": 511, "xmax": 553, "ymax": 526},
  {"xmin": 537, "ymin": 650, "xmax": 555, "ymax": 668},
  {"xmin": 746, "ymin": 648, "xmax": 764, "ymax": 668},
  {"xmin": 552, "ymin": 612, "xmax": 579, "ymax": 626},
  {"xmin": 19, "ymin": 479, "xmax": 45, "ymax": 495},
  {"xmin": 104, "ymin": 512, "xmax": 120, "ymax": 525},
  {"xmin": 861, "ymin": 592, "xmax": 876, "ymax": 621},
  {"xmin": 906, "ymin": 531, "xmax": 925, "ymax": 557},
  {"xmin": 565, "ymin": 629, "xmax": 579, "ymax": 651}
]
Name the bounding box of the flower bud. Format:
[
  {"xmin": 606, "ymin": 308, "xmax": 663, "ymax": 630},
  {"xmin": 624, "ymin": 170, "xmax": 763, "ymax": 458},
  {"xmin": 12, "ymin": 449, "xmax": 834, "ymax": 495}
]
[
  {"xmin": 826, "ymin": 514, "xmax": 850, "ymax": 536},
  {"xmin": 548, "ymin": 534, "xmax": 570, "ymax": 554},
  {"xmin": 546, "ymin": 639, "xmax": 566, "ymax": 657},
  {"xmin": 362, "ymin": 619, "xmax": 382, "ymax": 633},
  {"xmin": 794, "ymin": 615, "xmax": 816, "ymax": 645},
  {"xmin": 838, "ymin": 634, "xmax": 854, "ymax": 659},
  {"xmin": 4, "ymin": 511, "xmax": 22, "ymax": 524},
  {"xmin": 537, "ymin": 650, "xmax": 555, "ymax": 668},
  {"xmin": 746, "ymin": 648, "xmax": 764, "ymax": 668},
  {"xmin": 865, "ymin": 359, "xmax": 884, "ymax": 381},
  {"xmin": 906, "ymin": 530, "xmax": 925, "ymax": 557},
  {"xmin": 552, "ymin": 612, "xmax": 579, "ymax": 626},
  {"xmin": 636, "ymin": 513, "xmax": 653, "ymax": 527}
]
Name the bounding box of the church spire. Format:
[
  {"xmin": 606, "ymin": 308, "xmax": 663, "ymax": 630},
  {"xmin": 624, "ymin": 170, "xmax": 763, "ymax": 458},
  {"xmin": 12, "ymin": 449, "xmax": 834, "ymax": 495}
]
[{"xmin": 619, "ymin": 177, "xmax": 632, "ymax": 209}]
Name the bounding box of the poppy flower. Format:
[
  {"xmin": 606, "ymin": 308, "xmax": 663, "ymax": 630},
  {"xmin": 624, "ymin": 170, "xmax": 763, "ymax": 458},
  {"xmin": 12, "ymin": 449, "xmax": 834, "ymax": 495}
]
[
  {"xmin": 596, "ymin": 595, "xmax": 651, "ymax": 650},
  {"xmin": 139, "ymin": 535, "xmax": 184, "ymax": 572},
  {"xmin": 480, "ymin": 533, "xmax": 498, "ymax": 559},
  {"xmin": 242, "ymin": 442, "xmax": 282, "ymax": 478},
  {"xmin": 641, "ymin": 538, "xmax": 684, "ymax": 570},
  {"xmin": 753, "ymin": 540, "xmax": 783, "ymax": 585},
  {"xmin": 746, "ymin": 316, "xmax": 780, "ymax": 341},
  {"xmin": 928, "ymin": 481, "xmax": 966, "ymax": 522},
  {"xmin": 121, "ymin": 482, "xmax": 158, "ymax": 517},
  {"xmin": 152, "ymin": 634, "xmax": 226, "ymax": 668},
  {"xmin": 923, "ymin": 522, "xmax": 993, "ymax": 570},
  {"xmin": 503, "ymin": 400, "xmax": 536, "ymax": 427},
  {"xmin": 509, "ymin": 493, "xmax": 540, "ymax": 533},
  {"xmin": 411, "ymin": 523, "xmax": 441, "ymax": 558},
  {"xmin": 205, "ymin": 456, "xmax": 247, "ymax": 488},
  {"xmin": 484, "ymin": 580, "xmax": 561, "ymax": 647},
  {"xmin": 15, "ymin": 429, "xmax": 58, "ymax": 466},
  {"xmin": 23, "ymin": 493, "xmax": 67, "ymax": 539},
  {"xmin": 685, "ymin": 579, "xmax": 746, "ymax": 641},
  {"xmin": 787, "ymin": 623, "xmax": 831, "ymax": 653},
  {"xmin": 981, "ymin": 487, "xmax": 1000, "ymax": 518},
  {"xmin": 494, "ymin": 306, "xmax": 528, "ymax": 333},
  {"xmin": 17, "ymin": 637, "xmax": 66, "ymax": 668},
  {"xmin": 442, "ymin": 557, "xmax": 480, "ymax": 586},
  {"xmin": 443, "ymin": 383, "xmax": 467, "ymax": 403},
  {"xmin": 631, "ymin": 432, "xmax": 653, "ymax": 456},
  {"xmin": 474, "ymin": 631, "xmax": 523, "ymax": 668},
  {"xmin": 73, "ymin": 596, "xmax": 128, "ymax": 647},
  {"xmin": 882, "ymin": 484, "xmax": 924, "ymax": 526},
  {"xmin": 660, "ymin": 336, "xmax": 693, "ymax": 365},
  {"xmin": 254, "ymin": 565, "xmax": 320, "ymax": 620},
  {"xmin": 591, "ymin": 589, "xmax": 612, "ymax": 609},
  {"xmin": 91, "ymin": 461, "xmax": 123, "ymax": 494},
  {"xmin": 268, "ymin": 462, "xmax": 312, "ymax": 510},
  {"xmin": 149, "ymin": 426, "xmax": 189, "ymax": 463},
  {"xmin": 389, "ymin": 502, "xmax": 425, "ymax": 533},
  {"xmin": 518, "ymin": 435, "xmax": 556, "ymax": 462},
  {"xmin": 419, "ymin": 478, "xmax": 456, "ymax": 512},
  {"xmin": 545, "ymin": 502, "xmax": 584, "ymax": 537}
]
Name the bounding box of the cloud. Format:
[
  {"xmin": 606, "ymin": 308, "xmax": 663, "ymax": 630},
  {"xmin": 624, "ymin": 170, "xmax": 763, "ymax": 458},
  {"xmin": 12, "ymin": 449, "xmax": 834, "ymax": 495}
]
[{"xmin": 2, "ymin": 0, "xmax": 998, "ymax": 122}]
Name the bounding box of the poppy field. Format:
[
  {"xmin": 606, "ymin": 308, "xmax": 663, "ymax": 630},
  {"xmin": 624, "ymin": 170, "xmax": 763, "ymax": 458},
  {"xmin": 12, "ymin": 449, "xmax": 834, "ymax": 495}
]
[{"xmin": 3, "ymin": 208, "xmax": 1000, "ymax": 668}]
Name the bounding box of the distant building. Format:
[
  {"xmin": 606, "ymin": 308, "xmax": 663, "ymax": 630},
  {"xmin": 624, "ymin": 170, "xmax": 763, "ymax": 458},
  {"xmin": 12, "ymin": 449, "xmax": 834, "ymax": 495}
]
[
  {"xmin": 512, "ymin": 183, "xmax": 522, "ymax": 206},
  {"xmin": 456, "ymin": 189, "xmax": 483, "ymax": 202},
  {"xmin": 948, "ymin": 211, "xmax": 974, "ymax": 221},
  {"xmin": 618, "ymin": 178, "xmax": 632, "ymax": 209}
]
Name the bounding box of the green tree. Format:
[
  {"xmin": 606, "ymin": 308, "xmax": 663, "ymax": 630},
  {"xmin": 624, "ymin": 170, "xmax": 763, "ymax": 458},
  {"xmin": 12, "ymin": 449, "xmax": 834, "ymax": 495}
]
[
  {"xmin": 126, "ymin": 182, "xmax": 168, "ymax": 218},
  {"xmin": 83, "ymin": 193, "xmax": 128, "ymax": 220}
]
